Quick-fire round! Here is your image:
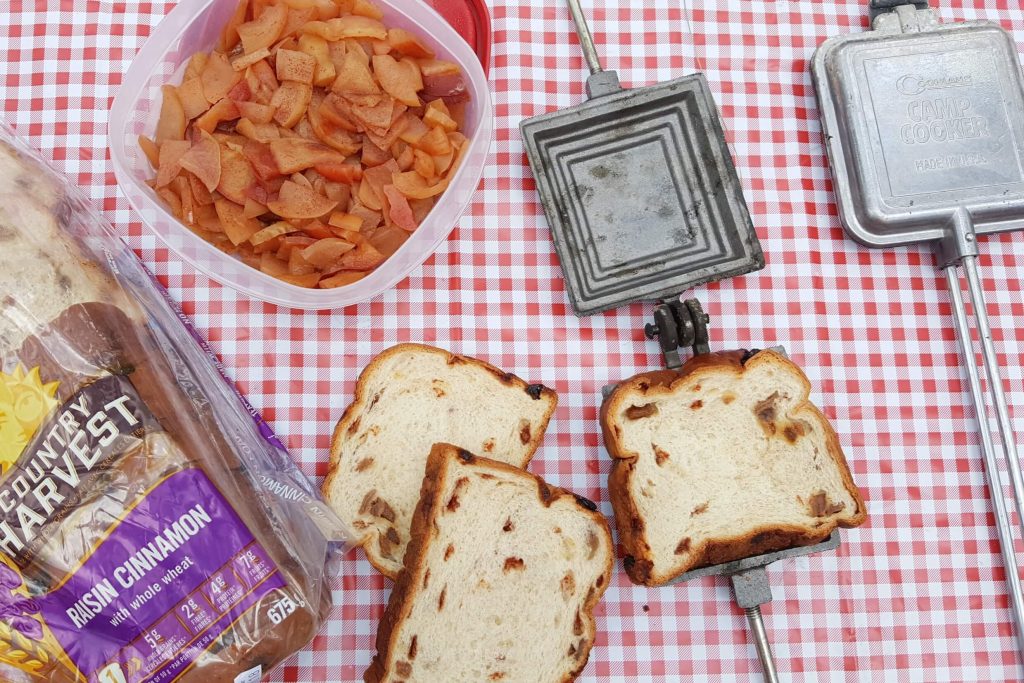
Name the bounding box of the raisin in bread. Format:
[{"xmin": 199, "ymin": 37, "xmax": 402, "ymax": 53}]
[
  {"xmin": 323, "ymin": 344, "xmax": 557, "ymax": 578},
  {"xmin": 601, "ymin": 349, "xmax": 866, "ymax": 586},
  {"xmin": 365, "ymin": 445, "xmax": 613, "ymax": 683}
]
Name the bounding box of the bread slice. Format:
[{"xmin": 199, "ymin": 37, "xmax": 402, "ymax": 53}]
[
  {"xmin": 365, "ymin": 444, "xmax": 613, "ymax": 683},
  {"xmin": 602, "ymin": 349, "xmax": 866, "ymax": 586},
  {"xmin": 323, "ymin": 344, "xmax": 558, "ymax": 578}
]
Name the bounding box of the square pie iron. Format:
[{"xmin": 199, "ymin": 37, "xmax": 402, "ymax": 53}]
[
  {"xmin": 520, "ymin": 0, "xmax": 763, "ymax": 316},
  {"xmin": 814, "ymin": 0, "xmax": 1024, "ymax": 658}
]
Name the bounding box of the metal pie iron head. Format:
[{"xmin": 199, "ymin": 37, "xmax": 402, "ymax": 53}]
[
  {"xmin": 813, "ymin": 0, "xmax": 1024, "ymax": 660},
  {"xmin": 520, "ymin": 0, "xmax": 763, "ymax": 317},
  {"xmin": 812, "ymin": 0, "xmax": 1024, "ymax": 262}
]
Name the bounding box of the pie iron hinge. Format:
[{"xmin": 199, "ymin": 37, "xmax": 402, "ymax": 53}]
[{"xmin": 644, "ymin": 298, "xmax": 710, "ymax": 369}]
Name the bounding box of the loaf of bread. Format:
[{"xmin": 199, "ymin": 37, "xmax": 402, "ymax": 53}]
[
  {"xmin": 365, "ymin": 444, "xmax": 613, "ymax": 683},
  {"xmin": 601, "ymin": 350, "xmax": 866, "ymax": 585},
  {"xmin": 0, "ymin": 136, "xmax": 332, "ymax": 682},
  {"xmin": 323, "ymin": 344, "xmax": 557, "ymax": 578}
]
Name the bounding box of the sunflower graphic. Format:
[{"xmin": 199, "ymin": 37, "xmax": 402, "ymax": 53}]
[{"xmin": 0, "ymin": 366, "xmax": 59, "ymax": 473}]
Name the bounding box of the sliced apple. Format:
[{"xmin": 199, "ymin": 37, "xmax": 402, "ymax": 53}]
[
  {"xmin": 387, "ymin": 28, "xmax": 434, "ymax": 59},
  {"xmin": 194, "ymin": 203, "xmax": 222, "ymax": 231},
  {"xmin": 328, "ymin": 211, "xmax": 363, "ymax": 231},
  {"xmin": 423, "ymin": 103, "xmax": 457, "ymax": 132},
  {"xmin": 249, "ymin": 59, "xmax": 280, "ymax": 103},
  {"xmin": 412, "ymin": 148, "xmax": 434, "ymax": 178},
  {"xmin": 331, "ymin": 48, "xmax": 380, "ymax": 96},
  {"xmin": 348, "ymin": 202, "xmax": 382, "ymax": 230},
  {"xmin": 288, "ymin": 247, "xmax": 316, "ymax": 274},
  {"xmin": 300, "ymin": 237, "xmax": 355, "ymax": 270},
  {"xmin": 382, "ymin": 183, "xmax": 417, "ymax": 231},
  {"xmin": 330, "ymin": 15, "xmax": 386, "ymax": 40},
  {"xmin": 183, "ymin": 52, "xmax": 208, "ymax": 81},
  {"xmin": 276, "ymin": 49, "xmax": 317, "ymax": 84},
  {"xmin": 281, "ymin": 7, "xmax": 316, "ymax": 40},
  {"xmin": 395, "ymin": 143, "xmax": 414, "ymax": 171},
  {"xmin": 351, "ymin": 0, "xmax": 383, "ymax": 20},
  {"xmin": 178, "ymin": 131, "xmax": 222, "ymax": 192},
  {"xmin": 299, "ymin": 219, "xmax": 333, "ymax": 239},
  {"xmin": 156, "ymin": 85, "xmax": 186, "ymax": 142},
  {"xmin": 392, "ymin": 170, "xmax": 449, "ymax": 199},
  {"xmin": 315, "ymin": 160, "xmax": 363, "ymax": 183},
  {"xmin": 241, "ymin": 139, "xmax": 283, "ymax": 181},
  {"xmin": 271, "ymin": 81, "xmax": 312, "ymax": 128},
  {"xmin": 251, "ymin": 220, "xmax": 298, "ymax": 245},
  {"xmin": 331, "ymin": 228, "xmax": 386, "ymax": 270},
  {"xmin": 318, "ymin": 270, "xmax": 366, "ymax": 288},
  {"xmin": 194, "ymin": 97, "xmax": 241, "ymax": 133},
  {"xmin": 361, "ymin": 139, "xmax": 391, "ymax": 167},
  {"xmin": 350, "ymin": 94, "xmax": 394, "ymax": 130},
  {"xmin": 314, "ymin": 0, "xmax": 342, "ymax": 19},
  {"xmin": 327, "ymin": 39, "xmax": 347, "ymax": 74},
  {"xmin": 268, "ymin": 138, "xmax": 346, "ymax": 174},
  {"xmin": 235, "ymin": 100, "xmax": 277, "ymax": 124},
  {"xmin": 218, "ymin": 146, "xmax": 260, "ymax": 204},
  {"xmin": 267, "ymin": 179, "xmax": 338, "ymax": 219},
  {"xmin": 297, "ymin": 33, "xmax": 336, "ymax": 87},
  {"xmin": 231, "ymin": 46, "xmax": 272, "ymax": 72},
  {"xmin": 156, "ymin": 139, "xmax": 190, "ymax": 187},
  {"xmin": 215, "ymin": 198, "xmax": 262, "ymax": 245},
  {"xmin": 415, "ymin": 125, "xmax": 451, "ymax": 155},
  {"xmin": 367, "ymin": 222, "xmax": 409, "ymax": 257},
  {"xmin": 418, "ymin": 58, "xmax": 460, "ymax": 77},
  {"xmin": 320, "ymin": 93, "xmax": 360, "ymax": 132},
  {"xmin": 372, "ymin": 54, "xmax": 421, "ymax": 107},
  {"xmin": 279, "ymin": 272, "xmax": 321, "ymax": 287},
  {"xmin": 157, "ymin": 188, "xmax": 182, "ymax": 218},
  {"xmin": 260, "ymin": 251, "xmax": 291, "ymax": 277},
  {"xmin": 409, "ymin": 196, "xmax": 434, "ymax": 223},
  {"xmin": 177, "ymin": 77, "xmax": 211, "ymax": 120},
  {"xmin": 397, "ymin": 112, "xmax": 429, "ymax": 145},
  {"xmin": 219, "ymin": 0, "xmax": 249, "ymax": 51},
  {"xmin": 138, "ymin": 135, "xmax": 160, "ymax": 169},
  {"xmin": 201, "ymin": 51, "xmax": 243, "ymax": 104},
  {"xmin": 237, "ymin": 4, "xmax": 288, "ymax": 54},
  {"xmin": 244, "ymin": 197, "xmax": 269, "ymax": 218}
]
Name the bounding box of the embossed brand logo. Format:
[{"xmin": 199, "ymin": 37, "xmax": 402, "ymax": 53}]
[{"xmin": 896, "ymin": 74, "xmax": 973, "ymax": 96}]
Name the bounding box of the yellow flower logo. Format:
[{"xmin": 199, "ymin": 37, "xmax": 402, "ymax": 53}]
[{"xmin": 0, "ymin": 366, "xmax": 59, "ymax": 473}]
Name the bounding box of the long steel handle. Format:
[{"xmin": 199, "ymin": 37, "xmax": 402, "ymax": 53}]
[
  {"xmin": 962, "ymin": 257, "xmax": 1024, "ymax": 530},
  {"xmin": 744, "ymin": 606, "xmax": 780, "ymax": 683},
  {"xmin": 566, "ymin": 0, "xmax": 603, "ymax": 74},
  {"xmin": 945, "ymin": 263, "xmax": 1024, "ymax": 657}
]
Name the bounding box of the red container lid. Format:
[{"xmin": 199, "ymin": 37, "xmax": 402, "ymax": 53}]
[{"xmin": 424, "ymin": 0, "xmax": 491, "ymax": 73}]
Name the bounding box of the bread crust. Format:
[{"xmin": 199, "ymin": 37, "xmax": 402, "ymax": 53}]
[
  {"xmin": 602, "ymin": 350, "xmax": 867, "ymax": 586},
  {"xmin": 323, "ymin": 343, "xmax": 558, "ymax": 578},
  {"xmin": 364, "ymin": 444, "xmax": 613, "ymax": 683}
]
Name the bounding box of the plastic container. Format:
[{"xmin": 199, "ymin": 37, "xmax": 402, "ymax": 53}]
[{"xmin": 110, "ymin": 0, "xmax": 493, "ymax": 310}]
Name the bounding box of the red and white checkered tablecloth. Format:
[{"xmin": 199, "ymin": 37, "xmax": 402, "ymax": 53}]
[{"xmin": 5, "ymin": 0, "xmax": 1024, "ymax": 680}]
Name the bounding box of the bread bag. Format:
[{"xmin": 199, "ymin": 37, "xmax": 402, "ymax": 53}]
[{"xmin": 0, "ymin": 125, "xmax": 345, "ymax": 682}]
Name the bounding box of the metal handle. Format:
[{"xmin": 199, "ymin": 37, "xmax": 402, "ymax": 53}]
[
  {"xmin": 566, "ymin": 0, "xmax": 603, "ymax": 74},
  {"xmin": 945, "ymin": 261, "xmax": 1024, "ymax": 657},
  {"xmin": 744, "ymin": 606, "xmax": 780, "ymax": 683}
]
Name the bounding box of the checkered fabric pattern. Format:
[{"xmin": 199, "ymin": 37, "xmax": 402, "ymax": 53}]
[{"xmin": 4, "ymin": 0, "xmax": 1024, "ymax": 680}]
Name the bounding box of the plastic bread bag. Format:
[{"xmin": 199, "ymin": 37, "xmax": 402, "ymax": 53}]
[{"xmin": 0, "ymin": 123, "xmax": 347, "ymax": 682}]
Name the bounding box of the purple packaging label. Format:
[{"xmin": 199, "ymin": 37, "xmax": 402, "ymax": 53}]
[{"xmin": 36, "ymin": 468, "xmax": 285, "ymax": 682}]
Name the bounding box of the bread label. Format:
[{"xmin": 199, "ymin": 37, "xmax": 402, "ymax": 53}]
[
  {"xmin": 0, "ymin": 367, "xmax": 288, "ymax": 682},
  {"xmin": 0, "ymin": 371, "xmax": 162, "ymax": 570},
  {"xmin": 4, "ymin": 467, "xmax": 286, "ymax": 682}
]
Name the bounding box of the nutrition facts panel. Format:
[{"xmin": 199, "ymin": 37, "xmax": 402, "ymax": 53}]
[{"xmin": 112, "ymin": 543, "xmax": 283, "ymax": 683}]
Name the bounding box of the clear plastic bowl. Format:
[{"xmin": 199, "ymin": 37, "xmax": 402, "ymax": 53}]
[{"xmin": 110, "ymin": 0, "xmax": 493, "ymax": 310}]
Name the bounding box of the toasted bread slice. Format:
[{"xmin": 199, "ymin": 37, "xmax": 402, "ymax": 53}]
[
  {"xmin": 365, "ymin": 445, "xmax": 613, "ymax": 683},
  {"xmin": 602, "ymin": 349, "xmax": 866, "ymax": 586},
  {"xmin": 323, "ymin": 344, "xmax": 557, "ymax": 577}
]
